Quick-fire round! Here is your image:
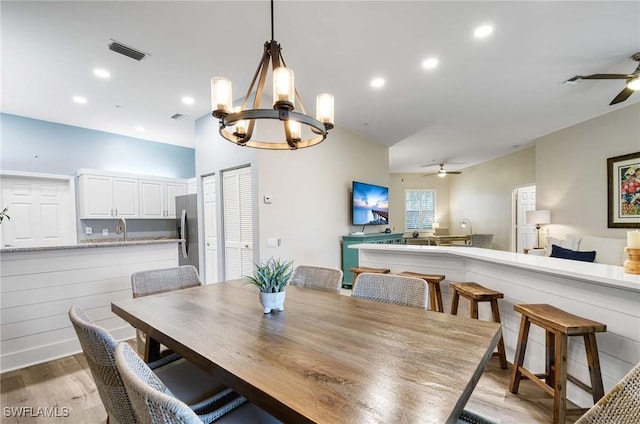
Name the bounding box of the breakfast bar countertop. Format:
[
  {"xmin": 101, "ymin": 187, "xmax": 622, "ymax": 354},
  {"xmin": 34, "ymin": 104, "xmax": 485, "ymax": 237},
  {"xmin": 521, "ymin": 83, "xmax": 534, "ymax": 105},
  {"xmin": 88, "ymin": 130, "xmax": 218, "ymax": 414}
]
[
  {"xmin": 349, "ymin": 243, "xmax": 640, "ymax": 292},
  {"xmin": 0, "ymin": 238, "xmax": 183, "ymax": 254}
]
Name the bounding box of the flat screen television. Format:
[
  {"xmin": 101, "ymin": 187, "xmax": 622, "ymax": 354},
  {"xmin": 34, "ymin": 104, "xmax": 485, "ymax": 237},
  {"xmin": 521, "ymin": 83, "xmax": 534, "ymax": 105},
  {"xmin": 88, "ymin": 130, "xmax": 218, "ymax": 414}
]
[{"xmin": 352, "ymin": 181, "xmax": 389, "ymax": 226}]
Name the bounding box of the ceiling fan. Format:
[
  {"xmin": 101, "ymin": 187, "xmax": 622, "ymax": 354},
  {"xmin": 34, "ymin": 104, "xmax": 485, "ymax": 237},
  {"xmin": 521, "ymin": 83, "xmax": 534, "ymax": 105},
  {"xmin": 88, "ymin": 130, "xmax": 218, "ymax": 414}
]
[
  {"xmin": 566, "ymin": 52, "xmax": 640, "ymax": 105},
  {"xmin": 422, "ymin": 163, "xmax": 462, "ymax": 178}
]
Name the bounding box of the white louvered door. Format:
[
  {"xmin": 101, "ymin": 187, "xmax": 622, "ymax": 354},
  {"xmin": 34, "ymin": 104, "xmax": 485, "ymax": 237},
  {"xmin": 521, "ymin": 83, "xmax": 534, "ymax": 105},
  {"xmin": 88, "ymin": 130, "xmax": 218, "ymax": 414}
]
[
  {"xmin": 222, "ymin": 166, "xmax": 254, "ymax": 280},
  {"xmin": 203, "ymin": 174, "xmax": 219, "ymax": 284}
]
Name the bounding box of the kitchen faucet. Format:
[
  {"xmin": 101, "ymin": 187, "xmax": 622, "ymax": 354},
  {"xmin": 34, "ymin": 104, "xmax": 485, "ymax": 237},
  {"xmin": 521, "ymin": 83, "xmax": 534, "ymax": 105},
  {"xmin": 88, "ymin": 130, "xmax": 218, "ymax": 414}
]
[{"xmin": 115, "ymin": 216, "xmax": 128, "ymax": 242}]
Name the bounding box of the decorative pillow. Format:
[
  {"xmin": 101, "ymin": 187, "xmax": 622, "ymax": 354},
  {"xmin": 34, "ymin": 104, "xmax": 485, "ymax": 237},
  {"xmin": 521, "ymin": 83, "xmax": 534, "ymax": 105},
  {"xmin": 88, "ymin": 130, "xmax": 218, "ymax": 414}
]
[
  {"xmin": 545, "ymin": 235, "xmax": 580, "ymax": 256},
  {"xmin": 550, "ymin": 245, "xmax": 596, "ymax": 263}
]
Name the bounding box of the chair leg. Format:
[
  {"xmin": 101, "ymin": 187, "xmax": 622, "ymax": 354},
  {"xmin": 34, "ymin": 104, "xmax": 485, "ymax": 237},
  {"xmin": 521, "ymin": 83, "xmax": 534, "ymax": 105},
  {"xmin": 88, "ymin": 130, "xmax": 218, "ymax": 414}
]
[
  {"xmin": 546, "ymin": 330, "xmax": 556, "ymax": 387},
  {"xmin": 583, "ymin": 333, "xmax": 605, "ymax": 402},
  {"xmin": 509, "ymin": 315, "xmax": 531, "ymax": 394},
  {"xmin": 428, "ymin": 283, "xmax": 437, "ymax": 312},
  {"xmin": 490, "ymin": 299, "xmax": 508, "ymax": 369},
  {"xmin": 450, "ymin": 290, "xmax": 460, "ymax": 315},
  {"xmin": 434, "ymin": 283, "xmax": 444, "ymax": 313},
  {"xmin": 470, "ymin": 299, "xmax": 479, "ymax": 319},
  {"xmin": 553, "ymin": 332, "xmax": 568, "ymax": 424}
]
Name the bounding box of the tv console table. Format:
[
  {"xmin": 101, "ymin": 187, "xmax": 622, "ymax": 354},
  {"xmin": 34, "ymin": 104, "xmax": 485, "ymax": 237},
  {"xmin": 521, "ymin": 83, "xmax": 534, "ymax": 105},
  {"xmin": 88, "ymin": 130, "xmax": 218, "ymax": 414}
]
[{"xmin": 341, "ymin": 233, "xmax": 403, "ymax": 287}]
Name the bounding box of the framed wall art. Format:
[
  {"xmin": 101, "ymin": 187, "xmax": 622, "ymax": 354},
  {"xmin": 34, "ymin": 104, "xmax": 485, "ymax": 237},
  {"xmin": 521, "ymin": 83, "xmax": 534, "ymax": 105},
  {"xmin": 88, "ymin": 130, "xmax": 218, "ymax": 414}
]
[{"xmin": 608, "ymin": 152, "xmax": 640, "ymax": 228}]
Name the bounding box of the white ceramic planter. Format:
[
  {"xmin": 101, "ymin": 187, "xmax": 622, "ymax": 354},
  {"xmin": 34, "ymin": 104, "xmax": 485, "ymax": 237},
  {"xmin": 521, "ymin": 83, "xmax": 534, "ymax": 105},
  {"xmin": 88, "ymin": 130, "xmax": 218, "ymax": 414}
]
[{"xmin": 260, "ymin": 291, "xmax": 286, "ymax": 314}]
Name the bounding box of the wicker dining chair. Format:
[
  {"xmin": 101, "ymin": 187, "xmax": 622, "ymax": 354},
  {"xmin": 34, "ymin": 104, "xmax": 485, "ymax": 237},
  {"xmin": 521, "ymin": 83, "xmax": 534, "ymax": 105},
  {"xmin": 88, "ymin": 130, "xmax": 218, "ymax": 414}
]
[
  {"xmin": 574, "ymin": 361, "xmax": 640, "ymax": 424},
  {"xmin": 68, "ymin": 305, "xmax": 244, "ymax": 424},
  {"xmin": 131, "ymin": 265, "xmax": 202, "ymax": 357},
  {"xmin": 352, "ymin": 273, "xmax": 429, "ymax": 309},
  {"xmin": 115, "ymin": 343, "xmax": 282, "ymax": 424},
  {"xmin": 289, "ymin": 265, "xmax": 343, "ymax": 294}
]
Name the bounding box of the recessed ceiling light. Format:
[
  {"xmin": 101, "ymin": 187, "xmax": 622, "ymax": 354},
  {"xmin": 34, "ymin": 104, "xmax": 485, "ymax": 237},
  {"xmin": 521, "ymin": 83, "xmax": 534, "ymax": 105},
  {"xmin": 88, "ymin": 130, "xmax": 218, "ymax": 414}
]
[
  {"xmin": 371, "ymin": 78, "xmax": 385, "ymax": 88},
  {"xmin": 181, "ymin": 96, "xmax": 195, "ymax": 105},
  {"xmin": 422, "ymin": 58, "xmax": 439, "ymax": 70},
  {"xmin": 135, "ymin": 126, "xmax": 145, "ymax": 132},
  {"xmin": 474, "ymin": 25, "xmax": 494, "ymax": 38},
  {"xmin": 93, "ymin": 69, "xmax": 111, "ymax": 79},
  {"xmin": 72, "ymin": 96, "xmax": 87, "ymax": 104}
]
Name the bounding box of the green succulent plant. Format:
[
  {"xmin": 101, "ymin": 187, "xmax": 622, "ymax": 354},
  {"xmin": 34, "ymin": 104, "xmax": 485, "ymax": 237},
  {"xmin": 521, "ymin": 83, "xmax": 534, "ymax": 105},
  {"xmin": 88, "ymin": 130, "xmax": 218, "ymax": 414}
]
[
  {"xmin": 245, "ymin": 257, "xmax": 293, "ymax": 293},
  {"xmin": 0, "ymin": 207, "xmax": 10, "ymax": 224}
]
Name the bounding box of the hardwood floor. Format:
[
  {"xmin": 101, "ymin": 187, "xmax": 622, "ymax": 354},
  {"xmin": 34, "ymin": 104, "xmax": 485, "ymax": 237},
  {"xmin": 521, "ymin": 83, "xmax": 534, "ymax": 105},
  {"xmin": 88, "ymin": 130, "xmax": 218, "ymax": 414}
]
[{"xmin": 0, "ymin": 346, "xmax": 581, "ymax": 424}]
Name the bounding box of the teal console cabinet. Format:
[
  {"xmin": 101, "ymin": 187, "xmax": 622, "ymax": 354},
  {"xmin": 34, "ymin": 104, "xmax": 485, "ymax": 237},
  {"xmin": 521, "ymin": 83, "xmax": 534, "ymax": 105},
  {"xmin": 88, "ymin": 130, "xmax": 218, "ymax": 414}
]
[{"xmin": 341, "ymin": 233, "xmax": 403, "ymax": 287}]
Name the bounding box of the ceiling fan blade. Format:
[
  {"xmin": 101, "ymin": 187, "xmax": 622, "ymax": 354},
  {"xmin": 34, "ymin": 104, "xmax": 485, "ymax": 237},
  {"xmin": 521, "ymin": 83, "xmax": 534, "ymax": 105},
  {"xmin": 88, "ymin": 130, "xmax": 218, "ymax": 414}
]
[
  {"xmin": 610, "ymin": 87, "xmax": 635, "ymax": 105},
  {"xmin": 580, "ymin": 74, "xmax": 630, "ymax": 80},
  {"xmin": 447, "ymin": 171, "xmax": 462, "ymax": 174}
]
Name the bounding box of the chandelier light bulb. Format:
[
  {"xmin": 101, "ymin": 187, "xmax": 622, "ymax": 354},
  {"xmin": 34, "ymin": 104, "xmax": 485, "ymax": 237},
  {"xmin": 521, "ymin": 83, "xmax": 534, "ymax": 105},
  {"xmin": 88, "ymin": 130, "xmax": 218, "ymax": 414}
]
[
  {"xmin": 233, "ymin": 106, "xmax": 248, "ymax": 138},
  {"xmin": 627, "ymin": 77, "xmax": 640, "ymax": 91},
  {"xmin": 316, "ymin": 93, "xmax": 335, "ymax": 128},
  {"xmin": 211, "ymin": 77, "xmax": 233, "ymax": 115},
  {"xmin": 273, "ymin": 67, "xmax": 295, "ymax": 110},
  {"xmin": 288, "ymin": 120, "xmax": 301, "ymax": 141}
]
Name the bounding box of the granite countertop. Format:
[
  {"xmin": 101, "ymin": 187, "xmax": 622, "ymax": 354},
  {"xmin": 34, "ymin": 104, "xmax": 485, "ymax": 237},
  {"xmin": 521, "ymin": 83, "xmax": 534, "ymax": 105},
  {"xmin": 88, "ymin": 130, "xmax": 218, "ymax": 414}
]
[{"xmin": 1, "ymin": 237, "xmax": 183, "ymax": 253}]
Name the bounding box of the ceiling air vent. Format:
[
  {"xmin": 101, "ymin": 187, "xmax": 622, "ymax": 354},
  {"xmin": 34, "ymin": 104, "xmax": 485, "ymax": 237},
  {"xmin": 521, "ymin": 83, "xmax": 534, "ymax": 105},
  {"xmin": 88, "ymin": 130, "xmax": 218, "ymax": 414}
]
[
  {"xmin": 108, "ymin": 40, "xmax": 148, "ymax": 61},
  {"xmin": 170, "ymin": 113, "xmax": 187, "ymax": 121}
]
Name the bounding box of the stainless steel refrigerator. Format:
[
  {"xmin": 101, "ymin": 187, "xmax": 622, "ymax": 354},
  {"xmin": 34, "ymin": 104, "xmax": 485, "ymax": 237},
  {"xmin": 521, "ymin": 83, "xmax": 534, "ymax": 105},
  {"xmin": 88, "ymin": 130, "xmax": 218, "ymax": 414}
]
[{"xmin": 176, "ymin": 194, "xmax": 199, "ymax": 272}]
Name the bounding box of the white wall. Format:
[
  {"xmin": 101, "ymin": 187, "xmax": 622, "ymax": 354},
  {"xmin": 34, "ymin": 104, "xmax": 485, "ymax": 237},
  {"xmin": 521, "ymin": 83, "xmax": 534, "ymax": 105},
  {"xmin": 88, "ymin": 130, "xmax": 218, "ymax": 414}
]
[
  {"xmin": 535, "ymin": 102, "xmax": 640, "ymax": 239},
  {"xmin": 195, "ymin": 115, "xmax": 388, "ymax": 274}
]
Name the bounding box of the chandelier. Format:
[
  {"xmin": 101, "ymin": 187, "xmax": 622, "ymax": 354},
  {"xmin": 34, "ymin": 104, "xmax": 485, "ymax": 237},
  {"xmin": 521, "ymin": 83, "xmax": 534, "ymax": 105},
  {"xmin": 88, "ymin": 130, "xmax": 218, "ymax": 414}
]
[{"xmin": 210, "ymin": 0, "xmax": 334, "ymax": 150}]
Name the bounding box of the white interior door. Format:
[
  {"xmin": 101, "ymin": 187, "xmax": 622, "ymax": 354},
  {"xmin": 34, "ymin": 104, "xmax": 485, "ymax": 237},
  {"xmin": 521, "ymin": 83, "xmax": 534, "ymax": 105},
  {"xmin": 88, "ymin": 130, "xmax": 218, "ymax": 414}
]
[
  {"xmin": 203, "ymin": 174, "xmax": 219, "ymax": 284},
  {"xmin": 515, "ymin": 185, "xmax": 537, "ymax": 252},
  {"xmin": 222, "ymin": 166, "xmax": 254, "ymax": 280},
  {"xmin": 1, "ymin": 175, "xmax": 75, "ymax": 248}
]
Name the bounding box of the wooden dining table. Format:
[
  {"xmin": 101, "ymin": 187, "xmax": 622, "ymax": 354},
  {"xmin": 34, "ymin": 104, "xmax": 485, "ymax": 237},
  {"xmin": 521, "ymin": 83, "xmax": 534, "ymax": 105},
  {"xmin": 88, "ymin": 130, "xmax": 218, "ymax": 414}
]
[{"xmin": 111, "ymin": 279, "xmax": 501, "ymax": 424}]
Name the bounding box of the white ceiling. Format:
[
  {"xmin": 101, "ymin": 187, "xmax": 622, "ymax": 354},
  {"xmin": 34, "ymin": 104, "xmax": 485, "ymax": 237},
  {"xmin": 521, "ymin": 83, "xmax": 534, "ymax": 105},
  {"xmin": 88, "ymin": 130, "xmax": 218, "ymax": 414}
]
[{"xmin": 2, "ymin": 1, "xmax": 639, "ymax": 173}]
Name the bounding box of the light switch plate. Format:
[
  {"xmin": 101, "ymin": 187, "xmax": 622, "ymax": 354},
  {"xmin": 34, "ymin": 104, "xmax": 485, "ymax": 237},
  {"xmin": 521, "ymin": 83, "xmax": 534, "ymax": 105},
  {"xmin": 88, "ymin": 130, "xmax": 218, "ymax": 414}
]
[{"xmin": 267, "ymin": 238, "xmax": 279, "ymax": 248}]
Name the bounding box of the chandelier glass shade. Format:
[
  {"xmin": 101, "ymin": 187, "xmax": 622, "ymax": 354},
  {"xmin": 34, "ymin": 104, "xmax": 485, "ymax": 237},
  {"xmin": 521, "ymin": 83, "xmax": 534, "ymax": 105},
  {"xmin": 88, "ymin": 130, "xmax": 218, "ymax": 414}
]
[{"xmin": 210, "ymin": 1, "xmax": 334, "ymax": 150}]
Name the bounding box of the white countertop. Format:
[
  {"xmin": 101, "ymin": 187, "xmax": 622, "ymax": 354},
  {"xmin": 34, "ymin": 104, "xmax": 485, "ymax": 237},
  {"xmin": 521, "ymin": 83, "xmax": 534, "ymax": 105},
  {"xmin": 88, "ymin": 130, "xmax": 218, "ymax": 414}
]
[
  {"xmin": 350, "ymin": 243, "xmax": 640, "ymax": 292},
  {"xmin": 0, "ymin": 238, "xmax": 183, "ymax": 254}
]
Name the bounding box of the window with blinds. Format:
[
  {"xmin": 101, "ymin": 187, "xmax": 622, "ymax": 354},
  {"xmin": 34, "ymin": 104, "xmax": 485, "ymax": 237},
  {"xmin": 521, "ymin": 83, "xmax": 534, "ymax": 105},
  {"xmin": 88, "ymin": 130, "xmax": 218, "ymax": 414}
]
[{"xmin": 405, "ymin": 189, "xmax": 436, "ymax": 230}]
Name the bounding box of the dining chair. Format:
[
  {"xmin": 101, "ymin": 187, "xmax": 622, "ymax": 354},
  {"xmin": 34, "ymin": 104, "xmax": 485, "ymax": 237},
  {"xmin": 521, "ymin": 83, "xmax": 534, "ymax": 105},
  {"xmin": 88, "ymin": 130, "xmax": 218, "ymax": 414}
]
[
  {"xmin": 131, "ymin": 265, "xmax": 202, "ymax": 357},
  {"xmin": 352, "ymin": 273, "xmax": 429, "ymax": 309},
  {"xmin": 470, "ymin": 234, "xmax": 494, "ymax": 248},
  {"xmin": 115, "ymin": 343, "xmax": 282, "ymax": 424},
  {"xmin": 289, "ymin": 265, "xmax": 343, "ymax": 294},
  {"xmin": 574, "ymin": 361, "xmax": 640, "ymax": 423},
  {"xmin": 68, "ymin": 305, "xmax": 245, "ymax": 424}
]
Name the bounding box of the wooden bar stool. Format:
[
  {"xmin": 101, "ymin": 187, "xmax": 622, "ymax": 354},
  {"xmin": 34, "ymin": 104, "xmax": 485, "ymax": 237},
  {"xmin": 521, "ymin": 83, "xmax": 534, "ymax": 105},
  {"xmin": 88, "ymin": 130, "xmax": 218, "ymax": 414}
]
[
  {"xmin": 398, "ymin": 272, "xmax": 445, "ymax": 312},
  {"xmin": 509, "ymin": 304, "xmax": 606, "ymax": 424},
  {"xmin": 349, "ymin": 267, "xmax": 390, "ymax": 289},
  {"xmin": 450, "ymin": 282, "xmax": 508, "ymax": 369}
]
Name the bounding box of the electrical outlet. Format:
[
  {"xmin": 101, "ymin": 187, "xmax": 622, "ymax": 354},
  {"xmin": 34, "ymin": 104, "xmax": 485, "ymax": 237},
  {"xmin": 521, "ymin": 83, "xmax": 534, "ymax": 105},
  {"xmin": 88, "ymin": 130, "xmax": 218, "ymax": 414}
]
[
  {"xmin": 85, "ymin": 226, "xmax": 92, "ymax": 235},
  {"xmin": 102, "ymin": 229, "xmax": 109, "ymax": 236}
]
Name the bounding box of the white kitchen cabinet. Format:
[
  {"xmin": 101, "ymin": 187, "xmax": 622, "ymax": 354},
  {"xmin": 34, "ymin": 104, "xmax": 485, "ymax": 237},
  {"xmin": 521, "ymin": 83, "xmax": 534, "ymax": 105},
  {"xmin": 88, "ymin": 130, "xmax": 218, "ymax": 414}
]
[
  {"xmin": 139, "ymin": 180, "xmax": 186, "ymax": 219},
  {"xmin": 78, "ymin": 174, "xmax": 138, "ymax": 218}
]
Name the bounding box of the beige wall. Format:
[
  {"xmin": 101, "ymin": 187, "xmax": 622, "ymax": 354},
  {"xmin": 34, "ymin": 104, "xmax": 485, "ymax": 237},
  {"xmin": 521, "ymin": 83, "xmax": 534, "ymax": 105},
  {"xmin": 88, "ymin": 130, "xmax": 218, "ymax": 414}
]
[
  {"xmin": 389, "ymin": 173, "xmax": 452, "ymax": 233},
  {"xmin": 257, "ymin": 127, "xmax": 389, "ymax": 268},
  {"xmin": 449, "ymin": 148, "xmax": 536, "ymax": 251},
  {"xmin": 196, "ymin": 114, "xmax": 389, "ymax": 274},
  {"xmin": 535, "ymin": 102, "xmax": 639, "ymax": 239}
]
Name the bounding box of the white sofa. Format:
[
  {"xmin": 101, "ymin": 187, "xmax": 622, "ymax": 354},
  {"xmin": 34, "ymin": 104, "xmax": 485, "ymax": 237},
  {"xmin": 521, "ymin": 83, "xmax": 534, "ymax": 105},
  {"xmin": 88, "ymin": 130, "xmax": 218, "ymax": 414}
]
[{"xmin": 530, "ymin": 234, "xmax": 626, "ymax": 266}]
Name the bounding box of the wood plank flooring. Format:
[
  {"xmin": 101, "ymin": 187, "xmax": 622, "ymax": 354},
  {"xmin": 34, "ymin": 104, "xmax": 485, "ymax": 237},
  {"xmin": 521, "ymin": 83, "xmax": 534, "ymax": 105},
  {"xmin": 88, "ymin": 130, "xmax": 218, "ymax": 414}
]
[{"xmin": 0, "ymin": 345, "xmax": 581, "ymax": 424}]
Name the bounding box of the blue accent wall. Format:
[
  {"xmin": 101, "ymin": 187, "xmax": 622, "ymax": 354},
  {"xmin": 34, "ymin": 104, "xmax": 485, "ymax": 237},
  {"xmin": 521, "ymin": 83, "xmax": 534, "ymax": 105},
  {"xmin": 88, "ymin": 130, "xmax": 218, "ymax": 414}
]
[{"xmin": 0, "ymin": 113, "xmax": 195, "ymax": 178}]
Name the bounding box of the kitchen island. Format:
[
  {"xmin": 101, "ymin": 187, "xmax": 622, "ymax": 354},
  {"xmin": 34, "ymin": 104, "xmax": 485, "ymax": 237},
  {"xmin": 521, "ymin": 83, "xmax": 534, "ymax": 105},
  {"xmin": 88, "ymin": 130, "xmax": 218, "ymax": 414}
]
[
  {"xmin": 350, "ymin": 243, "xmax": 640, "ymax": 408},
  {"xmin": 0, "ymin": 239, "xmax": 181, "ymax": 372}
]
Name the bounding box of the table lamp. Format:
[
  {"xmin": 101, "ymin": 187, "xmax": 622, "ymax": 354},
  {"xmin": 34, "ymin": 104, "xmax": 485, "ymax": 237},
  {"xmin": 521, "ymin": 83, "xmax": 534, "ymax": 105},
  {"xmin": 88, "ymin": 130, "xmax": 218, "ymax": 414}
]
[
  {"xmin": 459, "ymin": 219, "xmax": 472, "ymax": 235},
  {"xmin": 526, "ymin": 209, "xmax": 551, "ymax": 249}
]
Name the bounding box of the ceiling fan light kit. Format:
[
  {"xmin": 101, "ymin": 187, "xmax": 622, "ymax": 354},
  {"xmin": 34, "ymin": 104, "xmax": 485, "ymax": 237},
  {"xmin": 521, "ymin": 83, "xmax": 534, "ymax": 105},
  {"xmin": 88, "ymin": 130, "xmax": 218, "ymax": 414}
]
[
  {"xmin": 567, "ymin": 52, "xmax": 640, "ymax": 105},
  {"xmin": 423, "ymin": 163, "xmax": 463, "ymax": 177},
  {"xmin": 210, "ymin": 0, "xmax": 334, "ymax": 150}
]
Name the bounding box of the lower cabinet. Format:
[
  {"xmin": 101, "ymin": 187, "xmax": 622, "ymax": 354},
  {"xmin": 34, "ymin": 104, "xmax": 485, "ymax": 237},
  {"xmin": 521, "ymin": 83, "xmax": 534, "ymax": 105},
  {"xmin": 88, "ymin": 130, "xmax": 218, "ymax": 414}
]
[{"xmin": 341, "ymin": 233, "xmax": 403, "ymax": 287}]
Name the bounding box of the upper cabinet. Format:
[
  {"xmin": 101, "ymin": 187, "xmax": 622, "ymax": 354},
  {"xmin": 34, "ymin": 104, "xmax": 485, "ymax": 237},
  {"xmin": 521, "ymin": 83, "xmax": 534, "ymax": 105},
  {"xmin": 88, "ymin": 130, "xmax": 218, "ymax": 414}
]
[
  {"xmin": 139, "ymin": 180, "xmax": 186, "ymax": 219},
  {"xmin": 77, "ymin": 170, "xmax": 187, "ymax": 219}
]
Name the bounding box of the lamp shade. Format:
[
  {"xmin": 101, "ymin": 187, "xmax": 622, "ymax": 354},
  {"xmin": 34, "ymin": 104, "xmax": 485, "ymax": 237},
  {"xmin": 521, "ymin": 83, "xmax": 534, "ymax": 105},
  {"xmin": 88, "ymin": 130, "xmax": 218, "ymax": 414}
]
[{"xmin": 526, "ymin": 209, "xmax": 551, "ymax": 225}]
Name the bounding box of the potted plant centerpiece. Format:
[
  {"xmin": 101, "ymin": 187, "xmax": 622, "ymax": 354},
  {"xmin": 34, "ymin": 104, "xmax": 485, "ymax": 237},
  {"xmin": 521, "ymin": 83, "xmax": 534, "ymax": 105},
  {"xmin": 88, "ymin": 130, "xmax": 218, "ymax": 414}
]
[{"xmin": 246, "ymin": 257, "xmax": 293, "ymax": 314}]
